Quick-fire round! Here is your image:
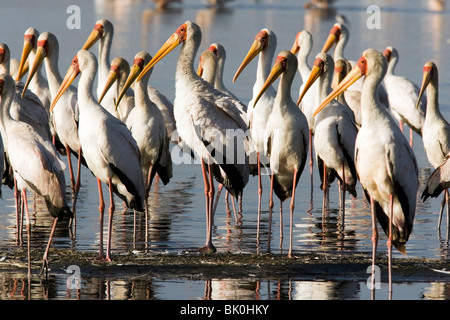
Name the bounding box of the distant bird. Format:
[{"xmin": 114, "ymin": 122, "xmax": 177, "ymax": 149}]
[
  {"xmin": 233, "ymin": 28, "xmax": 277, "ymax": 238},
  {"xmin": 50, "ymin": 49, "xmax": 145, "ymax": 261},
  {"xmin": 136, "ymin": 21, "xmax": 249, "ymax": 252},
  {"xmin": 383, "ymin": 46, "xmax": 426, "ymax": 147},
  {"xmin": 253, "ymin": 50, "xmax": 309, "ymax": 257},
  {"xmin": 0, "ymin": 73, "xmax": 72, "ymax": 277},
  {"xmin": 22, "ymin": 32, "xmax": 83, "ymax": 210},
  {"xmin": 314, "ymin": 48, "xmax": 418, "ymax": 297},
  {"xmin": 418, "ymin": 61, "xmax": 450, "ymax": 230},
  {"xmin": 114, "ymin": 50, "xmax": 173, "ymax": 240},
  {"xmin": 298, "ymin": 53, "xmax": 358, "ymax": 217}
]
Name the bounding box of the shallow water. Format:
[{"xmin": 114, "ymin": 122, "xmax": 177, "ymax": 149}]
[{"xmin": 0, "ymin": 0, "xmax": 449, "ymax": 300}]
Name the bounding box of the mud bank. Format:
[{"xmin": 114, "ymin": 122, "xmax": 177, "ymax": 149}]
[{"xmin": 1, "ymin": 248, "xmax": 449, "ymax": 283}]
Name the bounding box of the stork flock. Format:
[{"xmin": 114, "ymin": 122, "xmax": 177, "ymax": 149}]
[{"xmin": 1, "ymin": 17, "xmax": 448, "ymax": 298}]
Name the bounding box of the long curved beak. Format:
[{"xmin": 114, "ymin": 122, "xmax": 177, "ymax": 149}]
[
  {"xmin": 50, "ymin": 63, "xmax": 79, "ymax": 112},
  {"xmin": 116, "ymin": 63, "xmax": 140, "ymax": 109},
  {"xmin": 321, "ymin": 32, "xmax": 337, "ymax": 53},
  {"xmin": 290, "ymin": 42, "xmax": 300, "ymax": 55},
  {"xmin": 313, "ymin": 64, "xmax": 363, "ymax": 117},
  {"xmin": 416, "ymin": 68, "xmax": 431, "ymax": 109},
  {"xmin": 98, "ymin": 68, "xmax": 118, "ymax": 103},
  {"xmin": 16, "ymin": 39, "xmax": 33, "ymax": 81},
  {"xmin": 136, "ymin": 33, "xmax": 180, "ymax": 83},
  {"xmin": 82, "ymin": 28, "xmax": 101, "ymax": 50},
  {"xmin": 197, "ymin": 62, "xmax": 203, "ymax": 77},
  {"xmin": 253, "ymin": 59, "xmax": 284, "ymax": 108},
  {"xmin": 21, "ymin": 46, "xmax": 46, "ymax": 99},
  {"xmin": 290, "ymin": 32, "xmax": 301, "ymax": 55},
  {"xmin": 233, "ymin": 40, "xmax": 264, "ymax": 83},
  {"xmin": 297, "ymin": 65, "xmax": 322, "ymax": 106}
]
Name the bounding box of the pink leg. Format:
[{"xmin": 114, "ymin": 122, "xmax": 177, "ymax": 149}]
[
  {"xmin": 388, "ymin": 193, "xmax": 393, "ymax": 300},
  {"xmin": 256, "ymin": 152, "xmax": 262, "ymax": 242},
  {"xmin": 40, "ymin": 218, "xmax": 58, "ymax": 278},
  {"xmin": 322, "ymin": 163, "xmax": 328, "ymax": 216},
  {"xmin": 97, "ymin": 178, "xmax": 105, "ymax": 260},
  {"xmin": 288, "ymin": 169, "xmax": 298, "ymax": 258},
  {"xmin": 200, "ymin": 159, "xmax": 215, "ymax": 252},
  {"xmin": 106, "ymin": 178, "xmax": 115, "ymax": 262},
  {"xmin": 409, "ymin": 128, "xmax": 413, "ymax": 148},
  {"xmin": 370, "ymin": 196, "xmax": 378, "ymax": 300},
  {"xmin": 309, "ymin": 130, "xmax": 313, "ymax": 189},
  {"xmin": 145, "ymin": 164, "xmax": 155, "ymax": 244},
  {"xmin": 267, "ymin": 174, "xmax": 274, "ymax": 254},
  {"xmin": 69, "ymin": 147, "xmax": 82, "ymax": 231},
  {"xmin": 22, "ymin": 190, "xmax": 31, "ymax": 279}
]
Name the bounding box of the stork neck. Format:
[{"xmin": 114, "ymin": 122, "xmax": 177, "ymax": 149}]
[
  {"xmin": 360, "ymin": 70, "xmax": 386, "ymax": 125},
  {"xmin": 334, "ymin": 35, "xmax": 347, "ymax": 62},
  {"xmin": 214, "ymin": 57, "xmax": 226, "ymax": 91},
  {"xmin": 78, "ymin": 63, "xmax": 99, "ymax": 110},
  {"xmin": 44, "ymin": 47, "xmax": 63, "ymax": 99},
  {"xmin": 386, "ymin": 56, "xmax": 397, "ymax": 76},
  {"xmin": 297, "ymin": 42, "xmax": 312, "ymax": 81},
  {"xmin": 275, "ymin": 73, "xmax": 294, "ymax": 114},
  {"xmin": 0, "ymin": 87, "xmax": 15, "ymax": 127},
  {"xmin": 318, "ymin": 68, "xmax": 333, "ymax": 101},
  {"xmin": 426, "ymin": 78, "xmax": 441, "ymax": 119},
  {"xmin": 134, "ymin": 75, "xmax": 152, "ymax": 112},
  {"xmin": 176, "ymin": 40, "xmax": 200, "ymax": 87},
  {"xmin": 0, "ymin": 60, "xmax": 9, "ymax": 75},
  {"xmin": 98, "ymin": 33, "xmax": 112, "ymax": 83},
  {"xmin": 253, "ymin": 50, "xmax": 276, "ymax": 99}
]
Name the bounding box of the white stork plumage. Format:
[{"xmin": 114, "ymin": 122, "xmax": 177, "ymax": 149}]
[
  {"xmin": 233, "ymin": 28, "xmax": 277, "ymax": 240},
  {"xmin": 136, "ymin": 21, "xmax": 249, "ymax": 253},
  {"xmin": 290, "ymin": 30, "xmax": 316, "ymax": 189},
  {"xmin": 0, "ymin": 72, "xmax": 72, "ymax": 277},
  {"xmin": 298, "ymin": 52, "xmax": 358, "ymax": 218},
  {"xmin": 50, "ymin": 49, "xmax": 145, "ymax": 261},
  {"xmin": 22, "ymin": 31, "xmax": 84, "ymax": 213},
  {"xmin": 383, "ymin": 46, "xmax": 426, "ymax": 147},
  {"xmin": 253, "ymin": 50, "xmax": 309, "ymax": 257},
  {"xmin": 114, "ymin": 50, "xmax": 173, "ymax": 240},
  {"xmin": 417, "ymin": 61, "xmax": 450, "ymax": 231},
  {"xmin": 314, "ymin": 48, "xmax": 418, "ymax": 298}
]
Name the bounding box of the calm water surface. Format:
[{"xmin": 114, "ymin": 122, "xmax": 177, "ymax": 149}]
[{"xmin": 0, "ymin": 0, "xmax": 449, "ymax": 300}]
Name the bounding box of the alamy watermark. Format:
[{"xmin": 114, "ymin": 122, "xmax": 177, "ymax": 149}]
[
  {"xmin": 367, "ymin": 5, "xmax": 381, "ymax": 30},
  {"xmin": 169, "ymin": 127, "xmax": 279, "ymax": 175},
  {"xmin": 66, "ymin": 265, "xmax": 81, "ymax": 290},
  {"xmin": 66, "ymin": 5, "xmax": 81, "ymax": 29},
  {"xmin": 366, "ymin": 265, "xmax": 381, "ymax": 290}
]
